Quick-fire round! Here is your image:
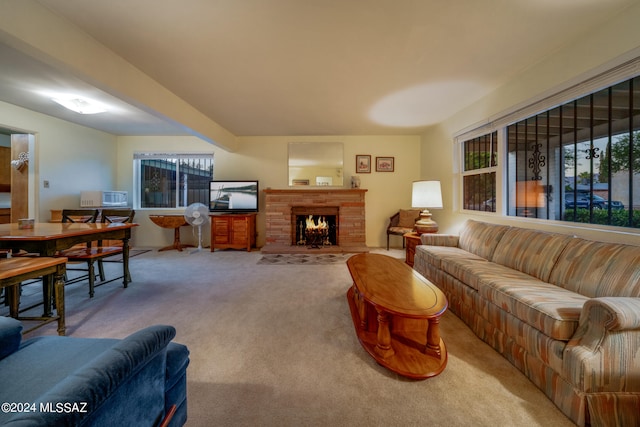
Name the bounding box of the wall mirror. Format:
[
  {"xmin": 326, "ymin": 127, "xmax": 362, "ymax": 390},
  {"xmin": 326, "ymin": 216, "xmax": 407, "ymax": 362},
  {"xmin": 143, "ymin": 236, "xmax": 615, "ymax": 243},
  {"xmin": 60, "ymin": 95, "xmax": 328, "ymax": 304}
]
[{"xmin": 288, "ymin": 142, "xmax": 343, "ymax": 187}]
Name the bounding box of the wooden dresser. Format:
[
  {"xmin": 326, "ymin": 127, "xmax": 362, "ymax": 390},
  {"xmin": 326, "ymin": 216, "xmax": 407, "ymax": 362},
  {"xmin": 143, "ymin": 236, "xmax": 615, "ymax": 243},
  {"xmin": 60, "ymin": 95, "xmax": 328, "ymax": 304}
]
[{"xmin": 210, "ymin": 213, "xmax": 257, "ymax": 252}]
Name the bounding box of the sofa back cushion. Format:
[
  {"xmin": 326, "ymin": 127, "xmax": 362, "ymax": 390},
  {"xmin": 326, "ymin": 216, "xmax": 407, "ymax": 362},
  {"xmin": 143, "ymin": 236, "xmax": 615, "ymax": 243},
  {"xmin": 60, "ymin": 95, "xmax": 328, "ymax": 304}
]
[
  {"xmin": 491, "ymin": 228, "xmax": 573, "ymax": 282},
  {"xmin": 549, "ymin": 239, "xmax": 640, "ymax": 297},
  {"xmin": 458, "ymin": 220, "xmax": 510, "ymax": 260}
]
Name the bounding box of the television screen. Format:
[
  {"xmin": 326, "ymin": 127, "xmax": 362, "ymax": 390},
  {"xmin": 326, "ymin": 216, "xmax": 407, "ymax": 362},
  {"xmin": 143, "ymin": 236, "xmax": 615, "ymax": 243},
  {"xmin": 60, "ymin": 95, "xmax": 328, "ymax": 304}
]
[{"xmin": 209, "ymin": 181, "xmax": 259, "ymax": 212}]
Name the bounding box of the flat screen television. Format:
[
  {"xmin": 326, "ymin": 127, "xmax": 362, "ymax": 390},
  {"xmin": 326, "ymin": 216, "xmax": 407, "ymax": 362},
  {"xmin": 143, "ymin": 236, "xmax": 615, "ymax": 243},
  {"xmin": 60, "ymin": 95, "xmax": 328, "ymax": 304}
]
[{"xmin": 209, "ymin": 180, "xmax": 259, "ymax": 213}]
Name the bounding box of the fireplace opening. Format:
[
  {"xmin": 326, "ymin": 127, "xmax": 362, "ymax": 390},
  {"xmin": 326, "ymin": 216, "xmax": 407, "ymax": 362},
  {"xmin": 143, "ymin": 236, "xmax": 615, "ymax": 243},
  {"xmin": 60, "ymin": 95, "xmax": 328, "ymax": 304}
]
[{"xmin": 291, "ymin": 206, "xmax": 339, "ymax": 248}]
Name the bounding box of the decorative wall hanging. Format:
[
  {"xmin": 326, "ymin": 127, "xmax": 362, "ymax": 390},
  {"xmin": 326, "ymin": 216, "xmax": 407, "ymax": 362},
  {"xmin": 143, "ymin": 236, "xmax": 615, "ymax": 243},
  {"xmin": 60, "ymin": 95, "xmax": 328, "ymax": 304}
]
[
  {"xmin": 376, "ymin": 157, "xmax": 394, "ymax": 172},
  {"xmin": 356, "ymin": 155, "xmax": 371, "ymax": 173}
]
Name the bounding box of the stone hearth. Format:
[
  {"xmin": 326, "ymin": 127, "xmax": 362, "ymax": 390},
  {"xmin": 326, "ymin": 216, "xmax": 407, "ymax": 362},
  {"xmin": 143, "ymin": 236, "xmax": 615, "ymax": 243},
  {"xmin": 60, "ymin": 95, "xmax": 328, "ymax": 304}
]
[{"xmin": 263, "ymin": 188, "xmax": 368, "ymax": 253}]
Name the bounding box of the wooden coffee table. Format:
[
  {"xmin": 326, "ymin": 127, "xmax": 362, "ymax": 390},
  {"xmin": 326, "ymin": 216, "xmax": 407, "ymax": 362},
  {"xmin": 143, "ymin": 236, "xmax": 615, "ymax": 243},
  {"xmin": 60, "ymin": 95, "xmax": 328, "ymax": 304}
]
[{"xmin": 346, "ymin": 253, "xmax": 448, "ymax": 379}]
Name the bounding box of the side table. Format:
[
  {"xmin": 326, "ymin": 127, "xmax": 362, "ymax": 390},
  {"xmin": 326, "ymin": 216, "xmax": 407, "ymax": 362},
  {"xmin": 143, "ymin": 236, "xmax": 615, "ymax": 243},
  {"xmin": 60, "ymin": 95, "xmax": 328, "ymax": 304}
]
[
  {"xmin": 149, "ymin": 215, "xmax": 194, "ymax": 251},
  {"xmin": 403, "ymin": 232, "xmax": 421, "ymax": 267}
]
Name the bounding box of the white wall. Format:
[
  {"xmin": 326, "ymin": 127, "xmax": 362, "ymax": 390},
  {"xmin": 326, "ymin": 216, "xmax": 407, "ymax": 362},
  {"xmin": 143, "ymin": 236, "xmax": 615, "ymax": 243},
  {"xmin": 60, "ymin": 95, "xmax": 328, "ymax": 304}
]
[
  {"xmin": 116, "ymin": 134, "xmax": 421, "ymax": 248},
  {"xmin": 0, "ymin": 100, "xmax": 117, "ymax": 222},
  {"xmin": 420, "ymin": 3, "xmax": 640, "ymax": 245}
]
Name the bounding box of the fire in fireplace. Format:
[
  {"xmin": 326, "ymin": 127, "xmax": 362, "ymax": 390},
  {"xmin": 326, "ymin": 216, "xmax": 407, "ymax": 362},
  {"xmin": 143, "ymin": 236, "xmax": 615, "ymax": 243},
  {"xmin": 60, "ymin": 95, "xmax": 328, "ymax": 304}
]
[{"xmin": 291, "ymin": 207, "xmax": 339, "ymax": 248}]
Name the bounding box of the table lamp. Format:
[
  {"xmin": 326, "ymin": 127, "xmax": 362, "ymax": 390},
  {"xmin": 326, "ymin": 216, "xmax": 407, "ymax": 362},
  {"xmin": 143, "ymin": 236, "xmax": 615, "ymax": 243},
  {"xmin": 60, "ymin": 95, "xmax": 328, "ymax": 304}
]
[
  {"xmin": 412, "ymin": 180, "xmax": 443, "ymax": 234},
  {"xmin": 515, "ymin": 181, "xmax": 545, "ymax": 217}
]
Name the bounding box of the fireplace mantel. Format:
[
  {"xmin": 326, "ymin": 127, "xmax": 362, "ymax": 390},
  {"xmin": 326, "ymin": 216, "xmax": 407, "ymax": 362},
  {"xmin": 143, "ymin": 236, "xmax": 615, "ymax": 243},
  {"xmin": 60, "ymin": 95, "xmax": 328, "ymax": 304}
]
[
  {"xmin": 263, "ymin": 188, "xmax": 367, "ymax": 195},
  {"xmin": 263, "ymin": 188, "xmax": 368, "ymax": 253}
]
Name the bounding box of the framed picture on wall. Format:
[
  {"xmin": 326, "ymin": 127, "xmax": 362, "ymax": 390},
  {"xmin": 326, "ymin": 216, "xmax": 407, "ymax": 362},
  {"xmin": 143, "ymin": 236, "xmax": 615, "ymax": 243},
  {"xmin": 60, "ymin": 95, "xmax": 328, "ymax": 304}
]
[
  {"xmin": 356, "ymin": 155, "xmax": 371, "ymax": 173},
  {"xmin": 376, "ymin": 157, "xmax": 394, "ymax": 172},
  {"xmin": 356, "ymin": 154, "xmax": 371, "ymax": 173}
]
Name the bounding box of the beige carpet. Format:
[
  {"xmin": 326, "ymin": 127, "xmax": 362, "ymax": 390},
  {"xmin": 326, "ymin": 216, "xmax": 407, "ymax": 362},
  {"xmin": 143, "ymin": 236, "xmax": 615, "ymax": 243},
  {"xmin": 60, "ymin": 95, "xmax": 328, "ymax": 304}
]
[{"xmin": 19, "ymin": 248, "xmax": 575, "ymax": 427}]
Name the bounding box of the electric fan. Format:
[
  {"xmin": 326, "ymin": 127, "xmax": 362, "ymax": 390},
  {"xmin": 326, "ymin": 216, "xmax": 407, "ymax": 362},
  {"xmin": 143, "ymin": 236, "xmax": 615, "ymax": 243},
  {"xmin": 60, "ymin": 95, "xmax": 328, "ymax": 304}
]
[{"xmin": 184, "ymin": 202, "xmax": 209, "ymax": 253}]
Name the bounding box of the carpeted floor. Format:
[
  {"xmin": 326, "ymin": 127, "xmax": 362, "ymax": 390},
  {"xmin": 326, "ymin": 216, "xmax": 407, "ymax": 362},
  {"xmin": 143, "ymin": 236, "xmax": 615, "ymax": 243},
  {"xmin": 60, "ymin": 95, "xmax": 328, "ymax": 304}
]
[
  {"xmin": 17, "ymin": 248, "xmax": 575, "ymax": 427},
  {"xmin": 100, "ymin": 248, "xmax": 151, "ymax": 262}
]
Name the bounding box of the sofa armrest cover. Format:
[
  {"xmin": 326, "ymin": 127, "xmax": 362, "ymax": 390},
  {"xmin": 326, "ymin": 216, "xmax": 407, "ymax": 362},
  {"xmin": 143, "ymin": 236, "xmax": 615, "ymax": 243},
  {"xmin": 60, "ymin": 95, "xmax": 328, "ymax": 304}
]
[
  {"xmin": 420, "ymin": 234, "xmax": 459, "ymax": 247},
  {"xmin": 4, "ymin": 325, "xmax": 176, "ymax": 426},
  {"xmin": 579, "ymin": 297, "xmax": 640, "ymax": 333},
  {"xmin": 563, "ymin": 298, "xmax": 640, "ymax": 393},
  {"xmin": 0, "ymin": 316, "xmax": 23, "ymax": 361}
]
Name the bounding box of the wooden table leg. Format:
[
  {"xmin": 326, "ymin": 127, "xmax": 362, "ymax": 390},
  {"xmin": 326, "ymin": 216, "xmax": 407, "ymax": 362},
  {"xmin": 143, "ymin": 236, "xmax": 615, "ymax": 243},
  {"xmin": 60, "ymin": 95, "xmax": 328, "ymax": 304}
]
[
  {"xmin": 53, "ymin": 267, "xmax": 66, "ymax": 336},
  {"xmin": 353, "ymin": 286, "xmax": 367, "ymax": 329},
  {"xmin": 374, "ymin": 309, "xmax": 395, "ymax": 359},
  {"xmin": 158, "ymin": 227, "xmax": 193, "ymax": 252},
  {"xmin": 426, "ymin": 317, "xmax": 442, "ymax": 357},
  {"xmin": 7, "ymin": 284, "xmax": 19, "ymax": 318},
  {"xmin": 122, "ymin": 237, "xmax": 131, "ymax": 287}
]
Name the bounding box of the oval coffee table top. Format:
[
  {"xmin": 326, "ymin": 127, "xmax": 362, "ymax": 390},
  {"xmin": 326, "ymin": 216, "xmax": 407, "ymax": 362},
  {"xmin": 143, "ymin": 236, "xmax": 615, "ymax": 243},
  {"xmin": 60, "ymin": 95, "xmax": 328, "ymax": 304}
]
[{"xmin": 346, "ymin": 253, "xmax": 447, "ymax": 318}]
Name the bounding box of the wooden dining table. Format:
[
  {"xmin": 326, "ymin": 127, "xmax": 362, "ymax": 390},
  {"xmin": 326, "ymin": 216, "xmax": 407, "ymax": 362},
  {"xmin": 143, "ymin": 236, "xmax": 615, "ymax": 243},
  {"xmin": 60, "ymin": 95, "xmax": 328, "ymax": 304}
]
[
  {"xmin": 0, "ymin": 257, "xmax": 67, "ymax": 335},
  {"xmin": 0, "ymin": 222, "xmax": 138, "ymax": 316}
]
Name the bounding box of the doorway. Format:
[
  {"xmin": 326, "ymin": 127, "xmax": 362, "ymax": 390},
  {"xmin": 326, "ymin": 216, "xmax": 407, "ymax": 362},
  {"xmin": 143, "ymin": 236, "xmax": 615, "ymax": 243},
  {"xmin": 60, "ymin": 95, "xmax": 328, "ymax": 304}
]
[{"xmin": 0, "ymin": 127, "xmax": 35, "ymax": 222}]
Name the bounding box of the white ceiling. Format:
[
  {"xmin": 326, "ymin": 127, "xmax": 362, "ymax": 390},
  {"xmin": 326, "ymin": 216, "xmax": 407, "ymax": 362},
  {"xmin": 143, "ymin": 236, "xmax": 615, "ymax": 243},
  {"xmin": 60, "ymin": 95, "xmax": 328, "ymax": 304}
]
[{"xmin": 0, "ymin": 0, "xmax": 638, "ymax": 141}]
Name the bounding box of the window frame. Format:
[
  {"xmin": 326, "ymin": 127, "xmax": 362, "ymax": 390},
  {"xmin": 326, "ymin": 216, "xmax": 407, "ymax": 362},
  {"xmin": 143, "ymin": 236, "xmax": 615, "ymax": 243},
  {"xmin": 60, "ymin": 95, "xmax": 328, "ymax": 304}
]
[
  {"xmin": 133, "ymin": 152, "xmax": 214, "ymax": 210},
  {"xmin": 457, "ymin": 56, "xmax": 640, "ymax": 230},
  {"xmin": 458, "ymin": 129, "xmax": 502, "ymax": 214}
]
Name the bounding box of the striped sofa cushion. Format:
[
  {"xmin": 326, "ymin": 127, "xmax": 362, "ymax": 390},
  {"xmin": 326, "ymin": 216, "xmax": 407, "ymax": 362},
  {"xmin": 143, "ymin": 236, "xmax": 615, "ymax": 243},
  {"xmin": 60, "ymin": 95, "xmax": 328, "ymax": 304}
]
[
  {"xmin": 549, "ymin": 239, "xmax": 640, "ymax": 297},
  {"xmin": 440, "ymin": 257, "xmax": 512, "ymax": 291},
  {"xmin": 416, "ymin": 245, "xmax": 486, "ymax": 271},
  {"xmin": 491, "ymin": 227, "xmax": 573, "ymax": 282},
  {"xmin": 478, "ymin": 273, "xmax": 587, "ymax": 341},
  {"xmin": 458, "ymin": 220, "xmax": 510, "ymax": 260}
]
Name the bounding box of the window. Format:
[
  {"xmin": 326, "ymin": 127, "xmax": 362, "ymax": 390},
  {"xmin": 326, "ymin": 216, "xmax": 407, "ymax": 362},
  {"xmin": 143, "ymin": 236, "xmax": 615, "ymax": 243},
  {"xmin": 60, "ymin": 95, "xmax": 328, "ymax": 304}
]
[
  {"xmin": 506, "ymin": 76, "xmax": 640, "ymax": 228},
  {"xmin": 459, "ymin": 58, "xmax": 640, "ymax": 231},
  {"xmin": 461, "ymin": 131, "xmax": 498, "ymax": 212},
  {"xmin": 134, "ymin": 153, "xmax": 213, "ymax": 209}
]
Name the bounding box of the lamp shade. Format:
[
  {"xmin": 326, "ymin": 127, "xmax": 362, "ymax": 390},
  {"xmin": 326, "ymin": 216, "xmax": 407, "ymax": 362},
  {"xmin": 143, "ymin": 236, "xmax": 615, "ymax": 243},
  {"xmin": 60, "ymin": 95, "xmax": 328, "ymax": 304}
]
[
  {"xmin": 412, "ymin": 181, "xmax": 443, "ymax": 209},
  {"xmin": 515, "ymin": 181, "xmax": 545, "ymax": 208}
]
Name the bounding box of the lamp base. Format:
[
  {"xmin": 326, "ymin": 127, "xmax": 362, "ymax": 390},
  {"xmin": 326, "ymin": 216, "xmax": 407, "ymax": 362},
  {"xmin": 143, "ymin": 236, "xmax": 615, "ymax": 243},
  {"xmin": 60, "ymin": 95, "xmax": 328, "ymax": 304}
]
[{"xmin": 414, "ymin": 209, "xmax": 438, "ymax": 234}]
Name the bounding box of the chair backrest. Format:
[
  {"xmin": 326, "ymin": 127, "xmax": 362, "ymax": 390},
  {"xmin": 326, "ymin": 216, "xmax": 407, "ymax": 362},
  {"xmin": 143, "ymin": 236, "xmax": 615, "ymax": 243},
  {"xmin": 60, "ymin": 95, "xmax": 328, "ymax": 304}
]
[
  {"xmin": 101, "ymin": 209, "xmax": 135, "ymax": 224},
  {"xmin": 388, "ymin": 212, "xmax": 400, "ymax": 228},
  {"xmin": 61, "ymin": 209, "xmax": 99, "ymax": 223}
]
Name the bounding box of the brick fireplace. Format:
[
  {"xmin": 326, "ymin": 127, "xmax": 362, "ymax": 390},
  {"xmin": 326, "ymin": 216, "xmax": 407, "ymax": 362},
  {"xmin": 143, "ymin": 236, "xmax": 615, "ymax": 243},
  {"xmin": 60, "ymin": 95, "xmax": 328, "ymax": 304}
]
[{"xmin": 263, "ymin": 188, "xmax": 368, "ymax": 253}]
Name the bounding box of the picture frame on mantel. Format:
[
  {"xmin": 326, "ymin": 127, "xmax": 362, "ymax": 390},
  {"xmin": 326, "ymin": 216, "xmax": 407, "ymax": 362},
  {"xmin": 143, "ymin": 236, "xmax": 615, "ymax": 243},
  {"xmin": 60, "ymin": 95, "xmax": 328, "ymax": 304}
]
[
  {"xmin": 356, "ymin": 155, "xmax": 371, "ymax": 173},
  {"xmin": 376, "ymin": 157, "xmax": 394, "ymax": 172}
]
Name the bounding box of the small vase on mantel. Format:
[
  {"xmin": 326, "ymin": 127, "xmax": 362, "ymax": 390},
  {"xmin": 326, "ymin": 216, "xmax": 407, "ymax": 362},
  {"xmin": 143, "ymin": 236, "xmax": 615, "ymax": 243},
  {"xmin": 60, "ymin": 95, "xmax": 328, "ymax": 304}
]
[{"xmin": 351, "ymin": 176, "xmax": 361, "ymax": 188}]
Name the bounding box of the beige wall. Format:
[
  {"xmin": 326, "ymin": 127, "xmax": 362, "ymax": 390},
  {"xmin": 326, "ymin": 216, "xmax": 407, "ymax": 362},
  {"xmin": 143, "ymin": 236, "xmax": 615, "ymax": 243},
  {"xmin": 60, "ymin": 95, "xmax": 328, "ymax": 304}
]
[
  {"xmin": 420, "ymin": 2, "xmax": 640, "ymax": 245},
  {"xmin": 2, "ymin": 1, "xmax": 638, "ymax": 248},
  {"xmin": 0, "ymin": 100, "xmax": 117, "ymax": 222},
  {"xmin": 116, "ymin": 134, "xmax": 421, "ymax": 248}
]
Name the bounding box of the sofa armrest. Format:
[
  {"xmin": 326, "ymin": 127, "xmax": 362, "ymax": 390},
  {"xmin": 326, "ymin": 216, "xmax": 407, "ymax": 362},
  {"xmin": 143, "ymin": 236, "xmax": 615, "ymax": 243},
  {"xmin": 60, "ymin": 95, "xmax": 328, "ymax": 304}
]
[
  {"xmin": 563, "ymin": 298, "xmax": 640, "ymax": 392},
  {"xmin": 419, "ymin": 234, "xmax": 459, "ymax": 247},
  {"xmin": 580, "ymin": 297, "xmax": 640, "ymax": 332},
  {"xmin": 0, "ymin": 316, "xmax": 23, "ymax": 361}
]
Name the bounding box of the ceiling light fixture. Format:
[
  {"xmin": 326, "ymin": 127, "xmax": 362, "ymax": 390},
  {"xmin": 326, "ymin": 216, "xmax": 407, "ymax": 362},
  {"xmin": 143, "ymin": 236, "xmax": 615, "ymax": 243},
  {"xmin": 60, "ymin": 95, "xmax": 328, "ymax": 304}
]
[{"xmin": 52, "ymin": 96, "xmax": 107, "ymax": 114}]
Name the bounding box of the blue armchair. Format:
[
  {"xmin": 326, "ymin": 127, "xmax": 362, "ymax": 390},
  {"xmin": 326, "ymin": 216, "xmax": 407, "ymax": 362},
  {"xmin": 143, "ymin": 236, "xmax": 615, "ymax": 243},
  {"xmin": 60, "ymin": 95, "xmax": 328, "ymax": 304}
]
[{"xmin": 0, "ymin": 316, "xmax": 189, "ymax": 426}]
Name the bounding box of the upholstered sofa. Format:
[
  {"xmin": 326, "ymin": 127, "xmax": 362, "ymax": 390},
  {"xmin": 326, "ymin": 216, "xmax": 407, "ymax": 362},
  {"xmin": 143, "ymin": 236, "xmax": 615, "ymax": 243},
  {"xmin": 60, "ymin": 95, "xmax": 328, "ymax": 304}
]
[
  {"xmin": 0, "ymin": 317, "xmax": 189, "ymax": 426},
  {"xmin": 413, "ymin": 220, "xmax": 640, "ymax": 426}
]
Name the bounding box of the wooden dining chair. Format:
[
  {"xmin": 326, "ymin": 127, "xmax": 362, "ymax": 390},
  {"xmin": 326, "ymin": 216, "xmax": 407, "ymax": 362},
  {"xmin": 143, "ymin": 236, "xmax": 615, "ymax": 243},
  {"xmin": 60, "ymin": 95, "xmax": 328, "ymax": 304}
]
[
  {"xmin": 58, "ymin": 208, "xmax": 135, "ymax": 297},
  {"xmin": 61, "ymin": 209, "xmax": 99, "ymax": 224},
  {"xmin": 94, "ymin": 208, "xmax": 136, "ymax": 284}
]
